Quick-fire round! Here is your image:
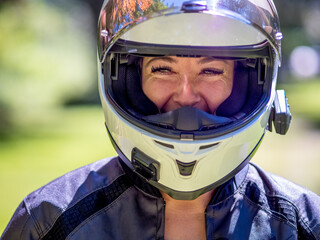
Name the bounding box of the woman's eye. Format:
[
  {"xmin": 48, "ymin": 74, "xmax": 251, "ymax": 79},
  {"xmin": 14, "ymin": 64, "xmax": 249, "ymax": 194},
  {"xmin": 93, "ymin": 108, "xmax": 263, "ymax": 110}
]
[
  {"xmin": 151, "ymin": 66, "xmax": 173, "ymax": 74},
  {"xmin": 201, "ymin": 68, "xmax": 224, "ymax": 75}
]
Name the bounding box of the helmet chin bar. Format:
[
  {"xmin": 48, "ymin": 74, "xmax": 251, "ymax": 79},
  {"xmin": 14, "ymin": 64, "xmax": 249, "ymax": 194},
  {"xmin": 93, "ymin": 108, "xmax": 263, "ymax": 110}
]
[
  {"xmin": 106, "ymin": 121, "xmax": 265, "ymax": 200},
  {"xmin": 135, "ymin": 133, "xmax": 264, "ymax": 200}
]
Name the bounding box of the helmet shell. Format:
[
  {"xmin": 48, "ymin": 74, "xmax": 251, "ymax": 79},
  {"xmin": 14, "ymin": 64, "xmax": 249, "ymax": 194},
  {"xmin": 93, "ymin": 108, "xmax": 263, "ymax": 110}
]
[{"xmin": 97, "ymin": 0, "xmax": 282, "ymax": 200}]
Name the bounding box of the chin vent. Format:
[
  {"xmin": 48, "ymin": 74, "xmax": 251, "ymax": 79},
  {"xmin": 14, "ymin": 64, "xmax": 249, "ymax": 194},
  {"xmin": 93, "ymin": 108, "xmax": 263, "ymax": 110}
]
[
  {"xmin": 176, "ymin": 160, "xmax": 197, "ymax": 176},
  {"xmin": 199, "ymin": 142, "xmax": 220, "ymax": 150},
  {"xmin": 154, "ymin": 140, "xmax": 174, "ymax": 149}
]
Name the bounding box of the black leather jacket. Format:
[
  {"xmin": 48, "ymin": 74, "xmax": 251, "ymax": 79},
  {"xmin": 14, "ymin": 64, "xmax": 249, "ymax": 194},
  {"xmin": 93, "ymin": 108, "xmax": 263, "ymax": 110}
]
[{"xmin": 2, "ymin": 157, "xmax": 320, "ymax": 239}]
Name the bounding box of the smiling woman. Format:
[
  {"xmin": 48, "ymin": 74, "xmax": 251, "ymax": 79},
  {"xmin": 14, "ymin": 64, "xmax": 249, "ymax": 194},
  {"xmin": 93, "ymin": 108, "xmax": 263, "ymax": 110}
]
[
  {"xmin": 141, "ymin": 56, "xmax": 234, "ymax": 114},
  {"xmin": 2, "ymin": 0, "xmax": 320, "ymax": 239},
  {"xmin": 96, "ymin": 0, "xmax": 286, "ymax": 200}
]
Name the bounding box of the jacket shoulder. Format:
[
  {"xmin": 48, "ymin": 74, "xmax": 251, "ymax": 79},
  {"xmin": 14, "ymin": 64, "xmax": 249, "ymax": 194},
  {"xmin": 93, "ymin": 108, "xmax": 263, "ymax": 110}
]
[
  {"xmin": 244, "ymin": 163, "xmax": 320, "ymax": 239},
  {"xmin": 1, "ymin": 156, "xmax": 126, "ymax": 240}
]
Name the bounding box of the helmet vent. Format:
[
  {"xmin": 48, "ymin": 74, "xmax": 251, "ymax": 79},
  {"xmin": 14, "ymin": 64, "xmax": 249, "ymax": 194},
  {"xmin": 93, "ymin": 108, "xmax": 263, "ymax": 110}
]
[
  {"xmin": 176, "ymin": 160, "xmax": 197, "ymax": 176},
  {"xmin": 199, "ymin": 142, "xmax": 220, "ymax": 150},
  {"xmin": 154, "ymin": 140, "xmax": 174, "ymax": 149}
]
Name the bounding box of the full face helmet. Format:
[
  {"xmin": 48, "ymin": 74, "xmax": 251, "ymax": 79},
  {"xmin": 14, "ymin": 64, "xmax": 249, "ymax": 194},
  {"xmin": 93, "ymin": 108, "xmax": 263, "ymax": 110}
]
[{"xmin": 97, "ymin": 0, "xmax": 291, "ymax": 200}]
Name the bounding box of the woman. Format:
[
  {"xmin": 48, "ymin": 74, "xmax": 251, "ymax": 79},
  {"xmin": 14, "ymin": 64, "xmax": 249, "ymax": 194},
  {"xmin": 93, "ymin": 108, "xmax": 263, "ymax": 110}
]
[{"xmin": 2, "ymin": 0, "xmax": 320, "ymax": 239}]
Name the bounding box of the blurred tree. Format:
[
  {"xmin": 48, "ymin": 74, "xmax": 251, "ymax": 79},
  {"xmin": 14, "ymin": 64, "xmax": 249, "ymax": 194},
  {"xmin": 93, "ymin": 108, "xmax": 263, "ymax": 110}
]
[
  {"xmin": 42, "ymin": 0, "xmax": 105, "ymax": 105},
  {"xmin": 0, "ymin": 1, "xmax": 96, "ymax": 135},
  {"xmin": 273, "ymin": 0, "xmax": 320, "ymax": 82},
  {"xmin": 0, "ymin": 0, "xmax": 24, "ymax": 6}
]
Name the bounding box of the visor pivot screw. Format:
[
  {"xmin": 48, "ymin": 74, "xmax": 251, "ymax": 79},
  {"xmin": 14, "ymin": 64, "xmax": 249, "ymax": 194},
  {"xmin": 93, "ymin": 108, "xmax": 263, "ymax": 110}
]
[
  {"xmin": 181, "ymin": 1, "xmax": 207, "ymax": 12},
  {"xmin": 275, "ymin": 32, "xmax": 283, "ymax": 41},
  {"xmin": 101, "ymin": 30, "xmax": 108, "ymax": 37}
]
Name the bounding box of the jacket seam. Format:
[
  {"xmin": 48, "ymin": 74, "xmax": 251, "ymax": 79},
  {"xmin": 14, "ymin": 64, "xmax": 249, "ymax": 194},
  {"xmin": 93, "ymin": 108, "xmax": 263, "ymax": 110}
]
[
  {"xmin": 20, "ymin": 199, "xmax": 41, "ymax": 240},
  {"xmin": 242, "ymin": 193, "xmax": 297, "ymax": 229},
  {"xmin": 239, "ymin": 179, "xmax": 296, "ymax": 225},
  {"xmin": 155, "ymin": 198, "xmax": 158, "ymax": 240},
  {"xmin": 39, "ymin": 172, "xmax": 127, "ymax": 238},
  {"xmin": 155, "ymin": 198, "xmax": 164, "ymax": 240},
  {"xmin": 66, "ymin": 186, "xmax": 134, "ymax": 239},
  {"xmin": 248, "ymin": 165, "xmax": 320, "ymax": 239},
  {"xmin": 209, "ymin": 180, "xmax": 243, "ymax": 207},
  {"xmin": 239, "ymin": 179, "xmax": 318, "ymax": 239},
  {"xmin": 298, "ymin": 217, "xmax": 318, "ymax": 240},
  {"xmin": 19, "ymin": 210, "xmax": 32, "ymax": 240},
  {"xmin": 66, "ymin": 159, "xmax": 123, "ymax": 210}
]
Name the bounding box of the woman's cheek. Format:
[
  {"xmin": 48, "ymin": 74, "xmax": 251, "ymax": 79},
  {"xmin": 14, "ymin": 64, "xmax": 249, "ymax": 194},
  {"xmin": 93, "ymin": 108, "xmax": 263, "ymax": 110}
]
[
  {"xmin": 198, "ymin": 80, "xmax": 232, "ymax": 113},
  {"xmin": 143, "ymin": 78, "xmax": 175, "ymax": 110}
]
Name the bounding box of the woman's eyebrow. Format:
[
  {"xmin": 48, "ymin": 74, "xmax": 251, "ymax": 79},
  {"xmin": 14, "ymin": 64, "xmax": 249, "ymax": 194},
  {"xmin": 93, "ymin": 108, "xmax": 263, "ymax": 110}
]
[{"xmin": 145, "ymin": 56, "xmax": 177, "ymax": 68}]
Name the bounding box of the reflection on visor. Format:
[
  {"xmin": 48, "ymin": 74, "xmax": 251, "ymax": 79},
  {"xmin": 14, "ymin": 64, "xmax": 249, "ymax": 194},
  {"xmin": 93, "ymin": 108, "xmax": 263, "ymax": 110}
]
[{"xmin": 98, "ymin": 0, "xmax": 281, "ymax": 62}]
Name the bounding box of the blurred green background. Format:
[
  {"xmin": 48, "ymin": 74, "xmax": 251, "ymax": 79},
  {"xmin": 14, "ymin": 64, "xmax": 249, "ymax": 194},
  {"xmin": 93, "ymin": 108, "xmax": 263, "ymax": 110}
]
[{"xmin": 1, "ymin": 0, "xmax": 320, "ymax": 235}]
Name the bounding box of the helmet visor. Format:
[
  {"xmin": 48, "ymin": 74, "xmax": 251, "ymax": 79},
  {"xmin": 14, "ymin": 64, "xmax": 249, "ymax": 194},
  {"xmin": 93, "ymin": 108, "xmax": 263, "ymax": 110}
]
[{"xmin": 98, "ymin": 0, "xmax": 281, "ymax": 61}]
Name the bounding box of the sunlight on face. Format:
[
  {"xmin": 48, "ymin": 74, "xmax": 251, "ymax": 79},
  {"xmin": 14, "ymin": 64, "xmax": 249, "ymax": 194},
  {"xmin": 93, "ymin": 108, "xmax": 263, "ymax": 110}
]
[{"xmin": 141, "ymin": 56, "xmax": 234, "ymax": 114}]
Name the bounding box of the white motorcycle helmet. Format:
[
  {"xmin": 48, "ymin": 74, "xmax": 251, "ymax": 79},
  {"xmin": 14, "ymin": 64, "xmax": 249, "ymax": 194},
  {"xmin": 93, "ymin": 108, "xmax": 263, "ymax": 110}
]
[{"xmin": 97, "ymin": 0, "xmax": 291, "ymax": 200}]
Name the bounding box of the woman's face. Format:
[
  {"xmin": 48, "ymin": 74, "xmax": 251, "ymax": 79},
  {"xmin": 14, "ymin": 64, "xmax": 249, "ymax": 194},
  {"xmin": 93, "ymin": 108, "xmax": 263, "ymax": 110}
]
[{"xmin": 141, "ymin": 56, "xmax": 234, "ymax": 114}]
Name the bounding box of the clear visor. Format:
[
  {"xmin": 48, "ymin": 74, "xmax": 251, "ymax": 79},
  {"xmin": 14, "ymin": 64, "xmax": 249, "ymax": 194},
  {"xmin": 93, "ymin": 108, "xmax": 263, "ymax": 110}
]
[{"xmin": 104, "ymin": 53, "xmax": 274, "ymax": 140}]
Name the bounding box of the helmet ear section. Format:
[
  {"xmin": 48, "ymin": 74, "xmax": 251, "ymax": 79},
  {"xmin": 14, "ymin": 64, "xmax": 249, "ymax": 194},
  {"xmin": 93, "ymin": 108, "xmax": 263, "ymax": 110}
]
[
  {"xmin": 216, "ymin": 63, "xmax": 249, "ymax": 117},
  {"xmin": 109, "ymin": 56, "xmax": 159, "ymax": 116},
  {"xmin": 216, "ymin": 60, "xmax": 264, "ymax": 118},
  {"xmin": 125, "ymin": 63, "xmax": 159, "ymax": 115},
  {"xmin": 107, "ymin": 58, "xmax": 131, "ymax": 111}
]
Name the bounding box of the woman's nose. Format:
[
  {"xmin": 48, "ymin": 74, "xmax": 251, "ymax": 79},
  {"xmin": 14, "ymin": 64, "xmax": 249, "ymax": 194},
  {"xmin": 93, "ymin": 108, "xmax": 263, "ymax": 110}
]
[{"xmin": 172, "ymin": 76, "xmax": 200, "ymax": 107}]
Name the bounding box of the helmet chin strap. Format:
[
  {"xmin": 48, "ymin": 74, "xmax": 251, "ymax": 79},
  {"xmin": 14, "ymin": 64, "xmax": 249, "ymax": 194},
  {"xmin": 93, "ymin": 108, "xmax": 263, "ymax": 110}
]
[{"xmin": 142, "ymin": 106, "xmax": 233, "ymax": 131}]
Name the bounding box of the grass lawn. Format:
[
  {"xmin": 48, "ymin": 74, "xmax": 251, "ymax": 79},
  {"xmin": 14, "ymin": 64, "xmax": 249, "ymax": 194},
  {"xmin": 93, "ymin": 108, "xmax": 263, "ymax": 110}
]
[
  {"xmin": 281, "ymin": 79, "xmax": 320, "ymax": 126},
  {"xmin": 0, "ymin": 106, "xmax": 116, "ymax": 234}
]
